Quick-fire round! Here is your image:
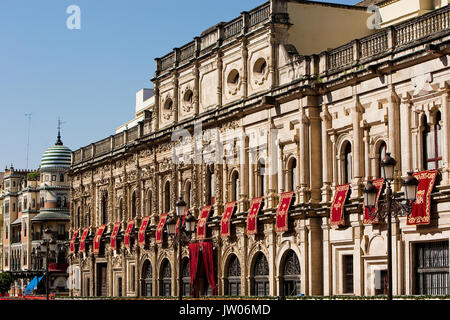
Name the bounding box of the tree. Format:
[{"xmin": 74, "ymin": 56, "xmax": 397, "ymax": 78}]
[{"xmin": 0, "ymin": 273, "xmax": 14, "ymax": 295}]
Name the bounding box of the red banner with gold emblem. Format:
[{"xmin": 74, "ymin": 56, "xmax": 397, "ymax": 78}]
[
  {"xmin": 276, "ymin": 192, "xmax": 295, "ymax": 233},
  {"xmin": 330, "ymin": 184, "xmax": 350, "ymax": 227},
  {"xmin": 124, "ymin": 220, "xmax": 134, "ymax": 248},
  {"xmin": 363, "ymin": 178, "xmax": 384, "ymax": 225},
  {"xmin": 79, "ymin": 228, "xmax": 89, "ymax": 253},
  {"xmin": 138, "ymin": 216, "xmax": 151, "ymax": 247},
  {"xmin": 407, "ymin": 170, "xmax": 437, "ymax": 226},
  {"xmin": 69, "ymin": 229, "xmax": 79, "ymax": 254},
  {"xmin": 246, "ymin": 197, "xmax": 263, "ymax": 235},
  {"xmin": 93, "ymin": 225, "xmax": 106, "ymax": 254},
  {"xmin": 110, "ymin": 222, "xmax": 121, "ymax": 250},
  {"xmin": 221, "ymin": 202, "xmax": 236, "ymax": 238},
  {"xmin": 176, "ymin": 209, "xmax": 189, "ymax": 235},
  {"xmin": 156, "ymin": 213, "xmax": 168, "ymax": 244},
  {"xmin": 197, "ymin": 206, "xmax": 213, "ymax": 240}
]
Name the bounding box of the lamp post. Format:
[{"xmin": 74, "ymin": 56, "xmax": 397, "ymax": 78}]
[
  {"xmin": 364, "ymin": 153, "xmax": 419, "ymax": 300},
  {"xmin": 166, "ymin": 197, "xmax": 196, "ymax": 300},
  {"xmin": 39, "ymin": 228, "xmax": 57, "ymax": 300}
]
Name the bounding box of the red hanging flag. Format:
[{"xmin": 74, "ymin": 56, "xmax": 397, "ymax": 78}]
[
  {"xmin": 221, "ymin": 202, "xmax": 236, "ymax": 238},
  {"xmin": 407, "ymin": 170, "xmax": 437, "ymax": 226},
  {"xmin": 93, "ymin": 225, "xmax": 106, "ymax": 254},
  {"xmin": 246, "ymin": 197, "xmax": 263, "ymax": 235},
  {"xmin": 69, "ymin": 229, "xmax": 79, "ymax": 254},
  {"xmin": 276, "ymin": 192, "xmax": 295, "ymax": 233},
  {"xmin": 330, "ymin": 184, "xmax": 351, "ymax": 227},
  {"xmin": 124, "ymin": 220, "xmax": 135, "ymax": 248},
  {"xmin": 201, "ymin": 241, "xmax": 217, "ymax": 295},
  {"xmin": 197, "ymin": 206, "xmax": 213, "ymax": 240},
  {"xmin": 110, "ymin": 222, "xmax": 121, "ymax": 250},
  {"xmin": 363, "ymin": 178, "xmax": 384, "ymax": 225},
  {"xmin": 188, "ymin": 243, "xmax": 200, "ymax": 296},
  {"xmin": 138, "ymin": 216, "xmax": 151, "ymax": 247},
  {"xmin": 156, "ymin": 213, "xmax": 168, "ymax": 244},
  {"xmin": 79, "ymin": 228, "xmax": 89, "ymax": 253}
]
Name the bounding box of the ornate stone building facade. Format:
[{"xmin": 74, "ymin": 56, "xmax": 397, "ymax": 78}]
[{"xmin": 69, "ymin": 0, "xmax": 450, "ymax": 298}]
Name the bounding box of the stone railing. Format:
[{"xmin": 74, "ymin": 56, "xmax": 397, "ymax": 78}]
[
  {"xmin": 320, "ymin": 5, "xmax": 449, "ymax": 73},
  {"xmin": 157, "ymin": 2, "xmax": 270, "ymax": 74}
]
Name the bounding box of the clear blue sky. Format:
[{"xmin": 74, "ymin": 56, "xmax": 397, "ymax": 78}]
[{"xmin": 0, "ymin": 0, "xmax": 359, "ymax": 170}]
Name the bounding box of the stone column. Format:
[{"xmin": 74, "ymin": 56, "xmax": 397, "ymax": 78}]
[
  {"xmin": 266, "ymin": 122, "xmax": 278, "ymax": 208},
  {"xmin": 441, "ymin": 84, "xmax": 450, "ymax": 184},
  {"xmin": 278, "ymin": 143, "xmax": 285, "ymax": 194},
  {"xmin": 217, "ymin": 51, "xmax": 223, "ymax": 108},
  {"xmin": 363, "ymin": 125, "xmax": 371, "ymax": 181},
  {"xmin": 306, "ymin": 103, "xmax": 322, "ymax": 203},
  {"xmin": 387, "ymin": 89, "xmax": 401, "ymax": 190},
  {"xmin": 321, "ymin": 217, "xmax": 332, "ymax": 296},
  {"xmin": 298, "ymin": 107, "xmax": 309, "ymax": 203},
  {"xmin": 173, "ymin": 74, "xmax": 179, "ymax": 124},
  {"xmin": 241, "ymin": 37, "xmax": 248, "ymax": 99},
  {"xmin": 351, "ymin": 99, "xmax": 363, "ymax": 198},
  {"xmin": 330, "ymin": 131, "xmax": 338, "ymax": 188},
  {"xmin": 307, "ymin": 217, "xmax": 323, "ymax": 295},
  {"xmin": 152, "ymin": 82, "xmax": 160, "ymax": 131},
  {"xmin": 400, "ymin": 93, "xmax": 413, "ymax": 175},
  {"xmin": 193, "ymin": 61, "xmax": 200, "ymax": 116},
  {"xmin": 239, "ymin": 133, "xmax": 249, "ymax": 212},
  {"xmin": 321, "ymin": 106, "xmax": 332, "ymax": 203}
]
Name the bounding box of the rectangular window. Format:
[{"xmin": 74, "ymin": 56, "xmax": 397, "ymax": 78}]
[
  {"xmin": 131, "ymin": 265, "xmax": 136, "ymax": 291},
  {"xmin": 375, "ymin": 270, "xmax": 388, "ymax": 295},
  {"xmin": 343, "ymin": 255, "xmax": 354, "ymax": 294},
  {"xmin": 415, "ymin": 241, "xmax": 449, "ymax": 295}
]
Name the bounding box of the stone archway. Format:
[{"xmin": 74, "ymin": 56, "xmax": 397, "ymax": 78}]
[
  {"xmin": 141, "ymin": 260, "xmax": 153, "ymax": 297},
  {"xmin": 251, "ymin": 252, "xmax": 269, "ymax": 296},
  {"xmin": 225, "ymin": 254, "xmax": 241, "ymax": 296},
  {"xmin": 159, "ymin": 259, "xmax": 171, "ymax": 297},
  {"xmin": 281, "ymin": 250, "xmax": 301, "ymax": 296}
]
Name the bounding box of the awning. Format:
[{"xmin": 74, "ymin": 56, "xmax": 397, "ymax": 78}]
[
  {"xmin": 24, "ymin": 276, "xmax": 44, "ymax": 295},
  {"xmin": 330, "ymin": 184, "xmax": 351, "ymax": 227},
  {"xmin": 197, "ymin": 206, "xmax": 212, "ymax": 240},
  {"xmin": 79, "ymin": 228, "xmax": 89, "ymax": 253},
  {"xmin": 69, "ymin": 229, "xmax": 79, "ymax": 254},
  {"xmin": 175, "ymin": 209, "xmax": 189, "ymax": 235},
  {"xmin": 407, "ymin": 170, "xmax": 437, "ymax": 226},
  {"xmin": 138, "ymin": 216, "xmax": 151, "ymax": 247},
  {"xmin": 155, "ymin": 213, "xmax": 168, "ymax": 244},
  {"xmin": 246, "ymin": 197, "xmax": 263, "ymax": 235},
  {"xmin": 110, "ymin": 222, "xmax": 121, "ymax": 250},
  {"xmin": 220, "ymin": 202, "xmax": 236, "ymax": 238},
  {"xmin": 363, "ymin": 178, "xmax": 384, "ymax": 225},
  {"xmin": 275, "ymin": 192, "xmax": 295, "ymax": 233},
  {"xmin": 124, "ymin": 220, "xmax": 135, "ymax": 248},
  {"xmin": 93, "ymin": 225, "xmax": 106, "ymax": 254},
  {"xmin": 11, "ymin": 217, "xmax": 22, "ymax": 226}
]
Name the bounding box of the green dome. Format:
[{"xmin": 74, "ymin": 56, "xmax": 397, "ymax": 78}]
[{"xmin": 40, "ymin": 139, "xmax": 72, "ymax": 171}]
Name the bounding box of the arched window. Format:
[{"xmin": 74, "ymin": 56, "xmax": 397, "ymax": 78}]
[
  {"xmin": 423, "ymin": 112, "xmax": 443, "ymax": 170},
  {"xmin": 182, "ymin": 258, "xmax": 190, "ymax": 296},
  {"xmin": 226, "ymin": 254, "xmax": 241, "ymax": 296},
  {"xmin": 259, "ymin": 159, "xmax": 266, "ymax": 197},
  {"xmin": 159, "ymin": 259, "xmax": 172, "ymax": 297},
  {"xmin": 142, "ymin": 260, "xmax": 153, "ymax": 297},
  {"xmin": 147, "ymin": 192, "xmax": 152, "ymax": 216},
  {"xmin": 252, "ymin": 252, "xmax": 269, "ymax": 296},
  {"xmin": 77, "ymin": 207, "xmax": 81, "ymax": 229},
  {"xmin": 231, "ymin": 171, "xmax": 239, "ymax": 202},
  {"xmin": 164, "ymin": 181, "xmax": 171, "ymax": 213},
  {"xmin": 344, "ymin": 142, "xmax": 352, "ymax": 184},
  {"xmin": 288, "ymin": 158, "xmax": 297, "ymax": 192},
  {"xmin": 378, "ymin": 141, "xmax": 387, "ymax": 178},
  {"xmin": 118, "ymin": 199, "xmax": 123, "ymax": 222},
  {"xmin": 131, "ymin": 191, "xmax": 137, "ymax": 219},
  {"xmin": 184, "ymin": 181, "xmax": 192, "ymax": 209},
  {"xmin": 86, "ymin": 208, "xmax": 91, "ymax": 228},
  {"xmin": 207, "ymin": 166, "xmax": 215, "ymax": 205},
  {"xmin": 101, "ymin": 193, "xmax": 108, "ymax": 225},
  {"xmin": 282, "ymin": 250, "xmax": 301, "ymax": 296}
]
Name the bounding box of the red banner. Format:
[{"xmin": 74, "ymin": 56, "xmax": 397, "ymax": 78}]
[
  {"xmin": 363, "ymin": 179, "xmax": 384, "ymax": 225},
  {"xmin": 93, "ymin": 225, "xmax": 106, "ymax": 254},
  {"xmin": 138, "ymin": 216, "xmax": 151, "ymax": 247},
  {"xmin": 202, "ymin": 241, "xmax": 217, "ymax": 295},
  {"xmin": 124, "ymin": 220, "xmax": 134, "ymax": 248},
  {"xmin": 176, "ymin": 209, "xmax": 189, "ymax": 235},
  {"xmin": 156, "ymin": 213, "xmax": 168, "ymax": 244},
  {"xmin": 276, "ymin": 192, "xmax": 295, "ymax": 233},
  {"xmin": 221, "ymin": 202, "xmax": 236, "ymax": 238},
  {"xmin": 110, "ymin": 222, "xmax": 121, "ymax": 250},
  {"xmin": 69, "ymin": 229, "xmax": 79, "ymax": 254},
  {"xmin": 79, "ymin": 228, "xmax": 89, "ymax": 253},
  {"xmin": 197, "ymin": 206, "xmax": 213, "ymax": 240},
  {"xmin": 330, "ymin": 184, "xmax": 350, "ymax": 227},
  {"xmin": 246, "ymin": 197, "xmax": 263, "ymax": 235},
  {"xmin": 407, "ymin": 170, "xmax": 437, "ymax": 226}
]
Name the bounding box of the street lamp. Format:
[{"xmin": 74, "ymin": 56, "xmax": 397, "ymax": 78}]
[
  {"xmin": 39, "ymin": 228, "xmax": 56, "ymax": 300},
  {"xmin": 166, "ymin": 197, "xmax": 196, "ymax": 300},
  {"xmin": 364, "ymin": 155, "xmax": 419, "ymax": 300}
]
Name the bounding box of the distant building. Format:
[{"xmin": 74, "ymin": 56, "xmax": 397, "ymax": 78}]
[{"xmin": 1, "ymin": 132, "xmax": 72, "ymax": 295}]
